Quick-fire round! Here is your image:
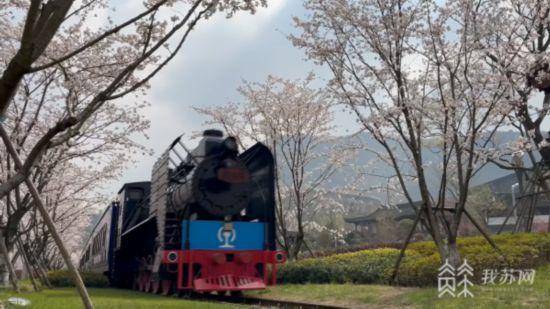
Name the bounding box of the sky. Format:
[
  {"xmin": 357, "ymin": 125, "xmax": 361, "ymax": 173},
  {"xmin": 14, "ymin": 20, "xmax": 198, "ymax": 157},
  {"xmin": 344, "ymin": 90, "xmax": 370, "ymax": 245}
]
[
  {"xmin": 97, "ymin": 0, "xmax": 549, "ymax": 196},
  {"xmin": 110, "ymin": 1, "xmax": 339, "ymax": 191}
]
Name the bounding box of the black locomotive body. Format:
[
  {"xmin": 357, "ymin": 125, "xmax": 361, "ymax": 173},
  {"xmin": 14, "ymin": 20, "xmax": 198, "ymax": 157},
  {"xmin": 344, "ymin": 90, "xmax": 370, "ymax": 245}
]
[{"xmin": 80, "ymin": 130, "xmax": 285, "ymax": 294}]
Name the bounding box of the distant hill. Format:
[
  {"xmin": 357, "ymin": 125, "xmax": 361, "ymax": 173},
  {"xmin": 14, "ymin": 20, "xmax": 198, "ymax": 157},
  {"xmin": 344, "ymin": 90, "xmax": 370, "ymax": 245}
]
[{"xmin": 303, "ymin": 130, "xmax": 526, "ymax": 204}]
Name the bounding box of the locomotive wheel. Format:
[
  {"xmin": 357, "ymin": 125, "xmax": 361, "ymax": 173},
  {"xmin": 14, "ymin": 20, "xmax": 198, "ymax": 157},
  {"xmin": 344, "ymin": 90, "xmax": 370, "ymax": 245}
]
[
  {"xmin": 132, "ymin": 276, "xmax": 139, "ymax": 291},
  {"xmin": 139, "ymin": 273, "xmax": 148, "ymax": 292},
  {"xmin": 134, "ymin": 274, "xmax": 142, "ymax": 291},
  {"xmin": 137, "ymin": 274, "xmax": 144, "ymax": 292},
  {"xmin": 151, "ymin": 279, "xmax": 160, "ymax": 294},
  {"xmin": 143, "ymin": 273, "xmax": 152, "ymax": 292},
  {"xmin": 178, "ymin": 289, "xmax": 191, "ymax": 298},
  {"xmin": 161, "ymin": 280, "xmax": 173, "ymax": 296},
  {"xmin": 230, "ymin": 291, "xmax": 244, "ymax": 297}
]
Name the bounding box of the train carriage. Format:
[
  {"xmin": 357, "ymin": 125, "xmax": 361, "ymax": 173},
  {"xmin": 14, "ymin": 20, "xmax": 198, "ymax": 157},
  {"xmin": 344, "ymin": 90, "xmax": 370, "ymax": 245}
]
[{"xmin": 79, "ymin": 203, "xmax": 118, "ymax": 274}]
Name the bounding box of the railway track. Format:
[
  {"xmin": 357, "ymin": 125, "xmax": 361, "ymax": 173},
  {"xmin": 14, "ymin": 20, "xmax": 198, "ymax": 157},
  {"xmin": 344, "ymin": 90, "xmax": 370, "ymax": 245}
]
[
  {"xmin": 132, "ymin": 280, "xmax": 348, "ymax": 308},
  {"xmin": 195, "ymin": 293, "xmax": 348, "ymax": 308},
  {"xmin": 185, "ymin": 292, "xmax": 349, "ymax": 308}
]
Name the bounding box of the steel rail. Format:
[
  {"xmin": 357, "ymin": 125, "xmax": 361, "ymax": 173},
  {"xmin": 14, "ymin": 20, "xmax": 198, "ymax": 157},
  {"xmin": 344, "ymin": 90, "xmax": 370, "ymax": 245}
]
[{"xmin": 185, "ymin": 292, "xmax": 349, "ymax": 308}]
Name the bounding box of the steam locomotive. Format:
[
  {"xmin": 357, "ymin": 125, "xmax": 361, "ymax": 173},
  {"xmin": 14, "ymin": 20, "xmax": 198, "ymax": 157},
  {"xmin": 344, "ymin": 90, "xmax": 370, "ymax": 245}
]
[{"xmin": 79, "ymin": 129, "xmax": 285, "ymax": 295}]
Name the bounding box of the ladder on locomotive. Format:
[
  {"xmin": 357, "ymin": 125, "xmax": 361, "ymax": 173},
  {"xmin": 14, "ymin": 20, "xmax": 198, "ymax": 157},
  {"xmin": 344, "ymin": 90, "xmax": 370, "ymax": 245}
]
[
  {"xmin": 163, "ymin": 137, "xmax": 197, "ymax": 250},
  {"xmin": 164, "ymin": 212, "xmax": 181, "ymax": 250}
]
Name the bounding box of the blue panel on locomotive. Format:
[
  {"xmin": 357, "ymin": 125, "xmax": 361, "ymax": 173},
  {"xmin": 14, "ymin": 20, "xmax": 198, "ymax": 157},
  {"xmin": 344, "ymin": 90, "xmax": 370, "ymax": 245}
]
[{"xmin": 181, "ymin": 220, "xmax": 265, "ymax": 251}]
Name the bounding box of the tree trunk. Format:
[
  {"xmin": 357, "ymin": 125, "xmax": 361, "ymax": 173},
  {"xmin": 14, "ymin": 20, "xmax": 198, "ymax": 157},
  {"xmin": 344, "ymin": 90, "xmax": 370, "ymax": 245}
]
[
  {"xmin": 290, "ymin": 231, "xmax": 304, "ymax": 260},
  {"xmin": 0, "ymin": 125, "xmax": 93, "ymax": 308},
  {"xmin": 0, "ymin": 51, "xmax": 31, "ymax": 118},
  {"xmin": 391, "ymin": 210, "xmax": 422, "ymax": 283},
  {"xmin": 16, "ymin": 238, "xmax": 39, "ymax": 291},
  {"xmin": 0, "ymin": 260, "xmax": 8, "ymax": 288},
  {"xmin": 445, "ymin": 239, "xmax": 461, "ymax": 268},
  {"xmin": 0, "ymin": 232, "xmax": 19, "ymax": 292}
]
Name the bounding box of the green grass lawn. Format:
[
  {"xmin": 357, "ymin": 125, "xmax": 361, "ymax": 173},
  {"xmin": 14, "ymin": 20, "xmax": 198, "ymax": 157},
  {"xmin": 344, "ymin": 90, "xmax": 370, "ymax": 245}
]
[
  {"xmin": 1, "ymin": 265, "xmax": 548, "ymax": 308},
  {"xmin": 0, "ymin": 288, "xmax": 237, "ymax": 309},
  {"xmin": 401, "ymin": 265, "xmax": 550, "ymax": 309},
  {"xmin": 247, "ymin": 264, "xmax": 550, "ymax": 308}
]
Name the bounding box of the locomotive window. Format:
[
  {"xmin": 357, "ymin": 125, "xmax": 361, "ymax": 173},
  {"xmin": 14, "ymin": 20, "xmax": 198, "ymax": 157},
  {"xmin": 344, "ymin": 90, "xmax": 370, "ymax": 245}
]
[
  {"xmin": 127, "ymin": 189, "xmax": 143, "ymax": 200},
  {"xmin": 101, "ymin": 226, "xmax": 107, "ymax": 260},
  {"xmin": 97, "ymin": 233, "xmax": 101, "ymax": 254}
]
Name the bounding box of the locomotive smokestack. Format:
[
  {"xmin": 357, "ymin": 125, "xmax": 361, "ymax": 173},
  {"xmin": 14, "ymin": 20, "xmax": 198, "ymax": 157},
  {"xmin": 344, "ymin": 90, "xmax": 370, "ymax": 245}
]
[
  {"xmin": 203, "ymin": 129, "xmax": 223, "ymax": 138},
  {"xmin": 223, "ymin": 136, "xmax": 238, "ymax": 153}
]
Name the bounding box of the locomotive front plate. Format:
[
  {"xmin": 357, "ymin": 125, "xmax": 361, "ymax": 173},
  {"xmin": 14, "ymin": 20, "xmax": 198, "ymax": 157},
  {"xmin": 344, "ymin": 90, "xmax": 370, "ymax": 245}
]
[{"xmin": 182, "ymin": 220, "xmax": 265, "ymax": 250}]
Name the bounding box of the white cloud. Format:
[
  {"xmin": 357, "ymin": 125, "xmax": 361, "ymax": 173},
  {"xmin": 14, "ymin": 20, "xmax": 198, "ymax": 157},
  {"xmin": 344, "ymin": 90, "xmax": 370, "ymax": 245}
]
[
  {"xmin": 200, "ymin": 0, "xmax": 288, "ymax": 37},
  {"xmin": 114, "ymin": 0, "xmax": 318, "ymax": 184},
  {"xmin": 403, "ymin": 53, "xmax": 425, "ymax": 78}
]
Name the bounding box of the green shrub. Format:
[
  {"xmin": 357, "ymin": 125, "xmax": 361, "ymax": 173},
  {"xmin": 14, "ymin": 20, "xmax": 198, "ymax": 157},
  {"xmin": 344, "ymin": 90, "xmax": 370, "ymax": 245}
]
[
  {"xmin": 278, "ymin": 232, "xmax": 550, "ymax": 286},
  {"xmin": 327, "ymin": 248, "xmax": 400, "ymax": 284},
  {"xmin": 47, "ymin": 270, "xmax": 109, "ymax": 288},
  {"xmin": 396, "ymin": 253, "xmax": 440, "ymax": 286},
  {"xmin": 278, "ymin": 248, "xmax": 400, "ymax": 284},
  {"xmin": 407, "ymin": 241, "xmax": 438, "ymax": 256}
]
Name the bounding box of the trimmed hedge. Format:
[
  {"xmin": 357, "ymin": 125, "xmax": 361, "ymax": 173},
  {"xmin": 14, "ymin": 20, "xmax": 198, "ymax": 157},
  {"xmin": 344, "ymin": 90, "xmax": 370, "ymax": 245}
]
[
  {"xmin": 47, "ymin": 270, "xmax": 109, "ymax": 288},
  {"xmin": 278, "ymin": 232, "xmax": 550, "ymax": 286},
  {"xmin": 303, "ymin": 241, "xmax": 403, "ymax": 259},
  {"xmin": 281, "ymin": 248, "xmax": 400, "ymax": 284}
]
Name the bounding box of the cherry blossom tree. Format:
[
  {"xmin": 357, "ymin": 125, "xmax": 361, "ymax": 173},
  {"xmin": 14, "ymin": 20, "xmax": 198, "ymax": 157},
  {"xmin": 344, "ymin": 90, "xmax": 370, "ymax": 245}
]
[
  {"xmin": 291, "ymin": 0, "xmax": 509, "ymax": 266},
  {"xmin": 0, "ymin": 91, "xmax": 131, "ymax": 289},
  {"xmin": 15, "ymin": 160, "xmax": 107, "ymax": 270},
  {"xmin": 0, "ymin": 1, "xmax": 267, "ymax": 304},
  {"xmin": 0, "ymin": 0, "xmax": 267, "ymax": 199},
  {"xmin": 0, "ymin": 65, "xmax": 146, "ymax": 240},
  {"xmin": 471, "ymin": 0, "xmax": 550, "ymax": 232},
  {"xmin": 0, "ymin": 54, "xmax": 148, "ymax": 288},
  {"xmin": 195, "ymin": 74, "xmax": 346, "ymax": 259},
  {"xmin": 474, "ymin": 0, "xmax": 550, "ymax": 166}
]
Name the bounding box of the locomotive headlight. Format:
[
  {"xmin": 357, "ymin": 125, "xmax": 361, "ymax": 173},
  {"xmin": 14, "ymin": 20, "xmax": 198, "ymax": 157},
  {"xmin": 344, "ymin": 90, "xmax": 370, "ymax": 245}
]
[
  {"xmin": 275, "ymin": 252, "xmax": 285, "ymax": 263},
  {"xmin": 167, "ymin": 251, "xmax": 178, "ymax": 263}
]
